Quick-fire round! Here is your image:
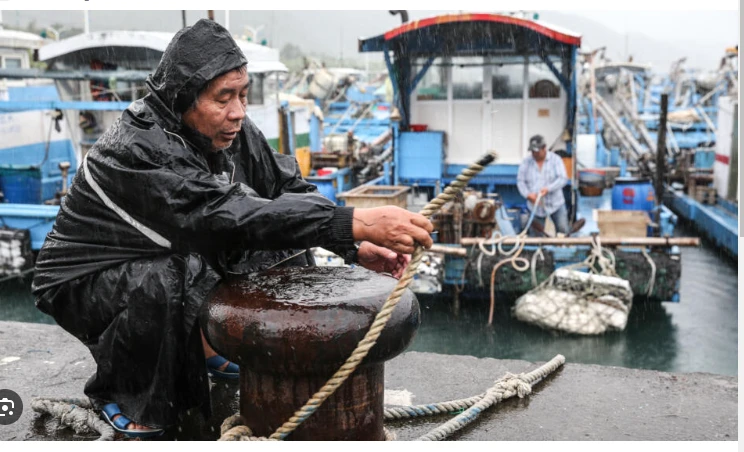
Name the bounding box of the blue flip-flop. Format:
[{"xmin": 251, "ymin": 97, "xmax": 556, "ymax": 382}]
[
  {"xmin": 101, "ymin": 403, "xmax": 164, "ymax": 439},
  {"xmin": 206, "ymin": 355, "xmax": 240, "ymax": 380}
]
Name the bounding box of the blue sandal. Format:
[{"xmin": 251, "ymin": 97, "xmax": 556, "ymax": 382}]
[
  {"xmin": 101, "ymin": 403, "xmax": 164, "ymax": 439},
  {"xmin": 206, "ymin": 355, "xmax": 239, "ymax": 380}
]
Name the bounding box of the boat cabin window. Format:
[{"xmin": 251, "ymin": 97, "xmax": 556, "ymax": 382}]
[
  {"xmin": 411, "ymin": 57, "xmax": 563, "ymax": 101},
  {"xmin": 415, "ymin": 57, "xmax": 447, "ymax": 101},
  {"xmin": 248, "ymin": 74, "xmax": 264, "ymax": 105},
  {"xmin": 529, "ymin": 62, "xmax": 562, "ymax": 98},
  {"xmin": 492, "ymin": 63, "xmax": 525, "ymax": 99},
  {"xmin": 452, "ymin": 57, "xmax": 484, "ymax": 100},
  {"xmin": 1, "ymin": 56, "xmax": 23, "ymax": 69}
]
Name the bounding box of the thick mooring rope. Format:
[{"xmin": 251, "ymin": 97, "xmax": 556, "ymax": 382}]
[
  {"xmin": 415, "ymin": 354, "xmax": 565, "ymax": 441},
  {"xmin": 383, "ymin": 394, "xmax": 485, "ymax": 420},
  {"xmin": 262, "ymin": 151, "xmax": 498, "ymax": 440},
  {"xmin": 218, "ymin": 414, "xmax": 397, "ymax": 441},
  {"xmin": 31, "ymin": 397, "xmax": 115, "ymax": 441},
  {"xmin": 640, "ymin": 248, "xmax": 656, "ymax": 296},
  {"xmin": 475, "ymin": 192, "xmax": 543, "ymax": 326},
  {"xmin": 381, "ymin": 357, "xmax": 564, "ymax": 424},
  {"xmin": 220, "ymin": 354, "xmax": 564, "ymax": 441},
  {"xmin": 219, "ymin": 415, "xmax": 274, "ymax": 441},
  {"xmin": 214, "ymin": 152, "xmax": 499, "ymax": 441}
]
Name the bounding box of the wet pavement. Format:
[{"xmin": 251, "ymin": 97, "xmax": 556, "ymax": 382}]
[{"xmin": 0, "ymin": 321, "xmax": 736, "ymax": 441}]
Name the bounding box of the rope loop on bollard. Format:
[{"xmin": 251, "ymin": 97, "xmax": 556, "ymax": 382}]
[{"xmin": 268, "ymin": 152, "xmax": 498, "ymax": 440}]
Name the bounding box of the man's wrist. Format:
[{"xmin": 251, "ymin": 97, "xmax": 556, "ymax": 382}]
[
  {"xmin": 342, "ymin": 242, "xmax": 361, "ymax": 265},
  {"xmin": 332, "ymin": 207, "xmax": 355, "ymax": 245}
]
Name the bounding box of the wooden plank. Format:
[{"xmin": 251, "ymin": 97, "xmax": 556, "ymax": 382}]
[
  {"xmin": 460, "ymin": 236, "xmax": 700, "ymax": 246},
  {"xmin": 427, "ymin": 244, "xmax": 468, "ymax": 256}
]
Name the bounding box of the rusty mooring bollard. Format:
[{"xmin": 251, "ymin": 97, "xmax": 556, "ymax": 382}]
[{"xmin": 201, "ymin": 266, "xmax": 420, "ymax": 440}]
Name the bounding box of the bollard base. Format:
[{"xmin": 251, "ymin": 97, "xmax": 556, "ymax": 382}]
[{"xmin": 239, "ymin": 363, "xmax": 385, "ymax": 440}]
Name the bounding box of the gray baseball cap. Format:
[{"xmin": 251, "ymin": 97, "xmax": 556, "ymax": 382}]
[{"xmin": 528, "ymin": 135, "xmax": 546, "ymax": 152}]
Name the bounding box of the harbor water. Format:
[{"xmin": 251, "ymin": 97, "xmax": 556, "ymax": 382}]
[{"xmin": 0, "ymin": 222, "xmax": 737, "ymax": 377}]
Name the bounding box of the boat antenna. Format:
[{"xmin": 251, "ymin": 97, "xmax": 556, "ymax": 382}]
[{"xmin": 389, "ymin": 10, "xmax": 409, "ymax": 24}]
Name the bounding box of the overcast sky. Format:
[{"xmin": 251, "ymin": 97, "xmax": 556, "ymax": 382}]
[
  {"xmin": 569, "ymin": 10, "xmax": 737, "ymax": 46},
  {"xmin": 4, "ymin": 9, "xmax": 736, "ymax": 44},
  {"xmin": 0, "ymin": 9, "xmax": 738, "ymax": 71}
]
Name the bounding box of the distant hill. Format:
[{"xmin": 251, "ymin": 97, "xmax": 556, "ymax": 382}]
[{"xmin": 540, "ymin": 11, "xmax": 728, "ymax": 73}]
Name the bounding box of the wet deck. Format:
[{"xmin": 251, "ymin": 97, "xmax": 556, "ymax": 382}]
[{"xmin": 0, "ymin": 321, "xmax": 736, "ymax": 441}]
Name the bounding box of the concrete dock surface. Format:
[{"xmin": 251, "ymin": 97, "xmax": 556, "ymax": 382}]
[{"xmin": 0, "ymin": 321, "xmax": 736, "ymax": 441}]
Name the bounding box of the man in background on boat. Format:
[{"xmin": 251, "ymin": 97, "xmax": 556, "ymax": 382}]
[
  {"xmin": 30, "ymin": 19, "xmax": 433, "ymax": 438},
  {"xmin": 517, "ymin": 134, "xmax": 569, "ymax": 236}
]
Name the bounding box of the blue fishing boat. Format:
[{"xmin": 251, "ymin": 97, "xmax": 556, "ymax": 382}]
[
  {"xmin": 348, "ymin": 11, "xmax": 698, "ymax": 310},
  {"xmin": 658, "ymin": 50, "xmax": 738, "ymax": 258},
  {"xmin": 286, "ymin": 63, "xmax": 395, "ymax": 202},
  {"xmin": 0, "ymin": 16, "xmax": 704, "ymax": 316},
  {"xmin": 577, "ymin": 47, "xmax": 738, "ymax": 258},
  {"xmin": 0, "ymin": 28, "xmax": 77, "ymax": 280}
]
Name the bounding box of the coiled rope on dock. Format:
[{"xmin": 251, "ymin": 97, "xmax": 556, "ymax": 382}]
[
  {"xmin": 30, "ymin": 397, "xmax": 115, "ymax": 441},
  {"xmin": 414, "ymin": 354, "xmax": 564, "ymax": 441},
  {"xmin": 30, "ymin": 352, "xmax": 565, "ymax": 442},
  {"xmin": 219, "ymin": 354, "xmax": 565, "ymax": 441},
  {"xmin": 382, "ymin": 355, "xmax": 565, "ymax": 433}
]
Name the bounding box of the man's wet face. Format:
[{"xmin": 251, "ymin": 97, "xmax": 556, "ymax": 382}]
[{"xmin": 182, "ymin": 68, "xmax": 249, "ymax": 151}]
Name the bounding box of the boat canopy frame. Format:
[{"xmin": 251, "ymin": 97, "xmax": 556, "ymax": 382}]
[
  {"xmin": 359, "ymin": 13, "xmax": 582, "ymax": 154},
  {"xmin": 0, "ymin": 30, "xmax": 290, "ymax": 110}
]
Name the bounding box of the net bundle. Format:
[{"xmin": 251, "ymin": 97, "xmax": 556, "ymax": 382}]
[{"xmin": 513, "ymin": 268, "xmax": 633, "ymax": 335}]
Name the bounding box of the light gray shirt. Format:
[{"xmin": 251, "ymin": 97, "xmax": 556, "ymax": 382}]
[{"xmin": 517, "ymin": 151, "xmax": 568, "ymax": 217}]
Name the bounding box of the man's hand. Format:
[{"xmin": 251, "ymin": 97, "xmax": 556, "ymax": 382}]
[
  {"xmin": 539, "ymin": 187, "xmax": 548, "ymax": 197},
  {"xmin": 357, "ymin": 241, "xmax": 410, "ymax": 279},
  {"xmin": 352, "ymin": 206, "xmax": 434, "ymax": 255},
  {"xmin": 526, "ymin": 193, "xmax": 538, "ymax": 204}
]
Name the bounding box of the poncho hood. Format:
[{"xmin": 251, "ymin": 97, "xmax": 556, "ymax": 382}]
[{"xmin": 145, "ymin": 18, "xmax": 248, "ymax": 127}]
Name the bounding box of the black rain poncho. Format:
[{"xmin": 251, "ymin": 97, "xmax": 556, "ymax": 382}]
[{"xmin": 31, "ymin": 19, "xmax": 356, "ymax": 428}]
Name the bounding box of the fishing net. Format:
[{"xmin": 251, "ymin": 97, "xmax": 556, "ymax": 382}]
[{"xmin": 513, "ymin": 238, "xmax": 634, "ymax": 335}]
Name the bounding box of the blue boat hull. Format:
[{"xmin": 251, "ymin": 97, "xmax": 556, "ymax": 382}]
[
  {"xmin": 0, "ymin": 203, "xmax": 59, "ymax": 251},
  {"xmin": 664, "ymin": 190, "xmax": 738, "ymax": 258}
]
